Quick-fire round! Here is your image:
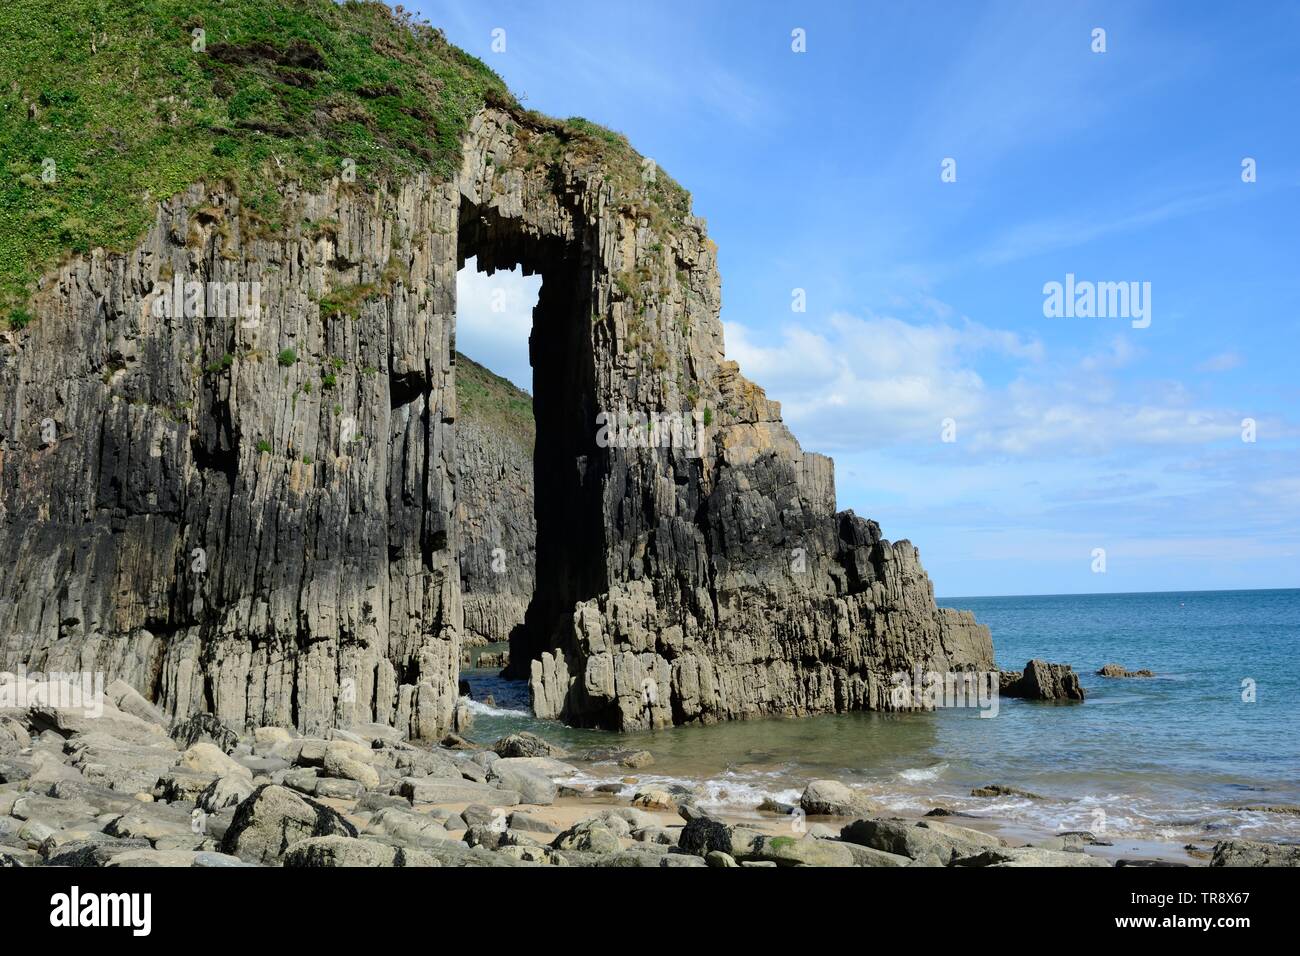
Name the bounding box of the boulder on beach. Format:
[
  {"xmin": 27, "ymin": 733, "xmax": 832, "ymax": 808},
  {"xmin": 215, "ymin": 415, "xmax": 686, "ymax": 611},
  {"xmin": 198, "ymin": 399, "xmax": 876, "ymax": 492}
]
[
  {"xmin": 177, "ymin": 741, "xmax": 251, "ymax": 779},
  {"xmin": 218, "ymin": 784, "xmax": 357, "ymax": 864},
  {"xmin": 170, "ymin": 713, "xmax": 241, "ymax": 755},
  {"xmin": 488, "ymin": 759, "xmax": 558, "ymax": 805},
  {"xmin": 1000, "ymin": 660, "xmax": 1085, "ymax": 701},
  {"xmin": 952, "ymin": 846, "xmax": 1112, "ymax": 867},
  {"xmin": 631, "ymin": 788, "xmax": 677, "ymax": 811},
  {"xmin": 1211, "ymin": 839, "xmax": 1300, "ymax": 867},
  {"xmin": 283, "ymin": 835, "xmax": 400, "ymax": 868},
  {"xmin": 104, "ymin": 680, "xmax": 168, "ymax": 727},
  {"xmin": 398, "ymin": 777, "xmax": 520, "ymax": 806},
  {"xmin": 679, "ymin": 817, "xmax": 760, "ymax": 857},
  {"xmin": 197, "ymin": 775, "xmax": 255, "ymax": 813},
  {"xmin": 552, "ymin": 819, "xmax": 623, "ymax": 855},
  {"xmin": 839, "ymin": 818, "xmax": 996, "ymax": 866},
  {"xmin": 800, "ymin": 779, "xmax": 867, "ymax": 817}
]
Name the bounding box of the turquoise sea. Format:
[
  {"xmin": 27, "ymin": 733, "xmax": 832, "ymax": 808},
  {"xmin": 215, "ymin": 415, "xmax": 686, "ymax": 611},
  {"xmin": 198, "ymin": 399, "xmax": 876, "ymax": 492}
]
[{"xmin": 461, "ymin": 588, "xmax": 1300, "ymax": 845}]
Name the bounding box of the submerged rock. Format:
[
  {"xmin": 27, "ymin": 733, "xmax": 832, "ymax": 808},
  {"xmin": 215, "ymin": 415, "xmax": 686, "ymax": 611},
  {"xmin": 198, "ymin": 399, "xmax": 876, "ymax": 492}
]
[
  {"xmin": 492, "ymin": 732, "xmax": 568, "ymax": 759},
  {"xmin": 1098, "ymin": 663, "xmax": 1155, "ymax": 678},
  {"xmin": 619, "ymin": 750, "xmax": 654, "ymax": 769},
  {"xmin": 970, "ymin": 784, "xmax": 1043, "ymax": 800}
]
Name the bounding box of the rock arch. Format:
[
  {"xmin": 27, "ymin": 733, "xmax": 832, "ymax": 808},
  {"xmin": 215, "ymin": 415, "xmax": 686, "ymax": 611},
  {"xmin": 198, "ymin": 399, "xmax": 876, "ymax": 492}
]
[
  {"xmin": 453, "ymin": 109, "xmax": 995, "ymax": 729},
  {"xmin": 0, "ymin": 105, "xmax": 992, "ymax": 738}
]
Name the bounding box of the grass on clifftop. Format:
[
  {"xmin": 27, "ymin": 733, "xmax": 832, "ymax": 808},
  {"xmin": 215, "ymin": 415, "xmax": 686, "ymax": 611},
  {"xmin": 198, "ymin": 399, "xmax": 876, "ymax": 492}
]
[
  {"xmin": 0, "ymin": 0, "xmax": 693, "ymax": 330},
  {"xmin": 455, "ymin": 351, "xmax": 534, "ymax": 451},
  {"xmin": 0, "ymin": 0, "xmax": 512, "ymax": 324}
]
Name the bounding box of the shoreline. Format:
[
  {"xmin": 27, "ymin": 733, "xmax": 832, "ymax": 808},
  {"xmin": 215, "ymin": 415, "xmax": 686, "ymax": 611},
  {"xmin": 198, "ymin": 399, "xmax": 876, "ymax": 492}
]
[
  {"xmin": 2, "ymin": 678, "xmax": 1295, "ymax": 868},
  {"xmin": 317, "ymin": 790, "xmax": 1208, "ymax": 866},
  {"xmin": 460, "ymin": 690, "xmax": 1300, "ymax": 856}
]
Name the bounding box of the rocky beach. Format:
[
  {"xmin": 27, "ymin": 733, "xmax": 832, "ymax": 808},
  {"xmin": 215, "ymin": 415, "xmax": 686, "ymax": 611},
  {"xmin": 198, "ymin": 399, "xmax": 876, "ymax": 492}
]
[{"xmin": 3, "ymin": 671, "xmax": 1296, "ymax": 869}]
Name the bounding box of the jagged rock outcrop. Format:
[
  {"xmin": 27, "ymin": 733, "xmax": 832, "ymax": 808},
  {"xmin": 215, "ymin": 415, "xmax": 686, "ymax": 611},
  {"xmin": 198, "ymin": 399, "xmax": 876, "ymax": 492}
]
[
  {"xmin": 1000, "ymin": 661, "xmax": 1085, "ymax": 702},
  {"xmin": 0, "ymin": 70, "xmax": 992, "ymax": 735},
  {"xmin": 1097, "ymin": 663, "xmax": 1154, "ymax": 678},
  {"xmin": 453, "ymin": 354, "xmax": 535, "ymax": 648},
  {"xmin": 452, "ymin": 107, "xmax": 994, "ymax": 730}
]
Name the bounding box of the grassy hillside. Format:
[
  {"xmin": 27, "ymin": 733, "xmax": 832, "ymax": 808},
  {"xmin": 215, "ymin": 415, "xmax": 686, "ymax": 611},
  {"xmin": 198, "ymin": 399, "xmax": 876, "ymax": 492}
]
[
  {"xmin": 0, "ymin": 0, "xmax": 690, "ymax": 329},
  {"xmin": 455, "ymin": 351, "xmax": 534, "ymax": 452}
]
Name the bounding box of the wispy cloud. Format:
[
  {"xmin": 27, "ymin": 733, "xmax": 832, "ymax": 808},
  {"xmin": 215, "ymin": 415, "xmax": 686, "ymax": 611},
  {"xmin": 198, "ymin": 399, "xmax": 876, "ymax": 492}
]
[
  {"xmin": 1197, "ymin": 350, "xmax": 1244, "ymax": 373},
  {"xmin": 727, "ymin": 309, "xmax": 1274, "ymax": 459},
  {"xmin": 974, "ymin": 186, "xmax": 1235, "ymax": 268}
]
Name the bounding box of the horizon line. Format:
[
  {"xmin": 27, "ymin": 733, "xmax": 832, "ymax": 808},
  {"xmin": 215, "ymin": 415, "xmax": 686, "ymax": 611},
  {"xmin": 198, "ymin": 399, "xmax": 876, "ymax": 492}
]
[{"xmin": 936, "ymin": 585, "xmax": 1298, "ymax": 601}]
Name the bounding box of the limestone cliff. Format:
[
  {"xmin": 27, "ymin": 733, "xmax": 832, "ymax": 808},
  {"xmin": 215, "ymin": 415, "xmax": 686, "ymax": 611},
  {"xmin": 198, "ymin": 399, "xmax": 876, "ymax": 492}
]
[
  {"xmin": 0, "ymin": 1, "xmax": 993, "ymax": 737},
  {"xmin": 453, "ymin": 352, "xmax": 534, "ymax": 648}
]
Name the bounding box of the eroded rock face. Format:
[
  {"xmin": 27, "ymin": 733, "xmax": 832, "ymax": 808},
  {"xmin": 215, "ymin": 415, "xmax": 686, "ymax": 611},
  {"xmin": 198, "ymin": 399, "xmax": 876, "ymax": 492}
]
[
  {"xmin": 219, "ymin": 784, "xmax": 356, "ymax": 865},
  {"xmin": 1211, "ymin": 839, "xmax": 1300, "ymax": 867},
  {"xmin": 1000, "ymin": 661, "xmax": 1085, "ymax": 702},
  {"xmin": 0, "ymin": 105, "xmax": 992, "ymax": 737},
  {"xmin": 454, "ymin": 368, "xmax": 535, "ymax": 648},
  {"xmin": 0, "ymin": 167, "xmax": 465, "ymax": 738}
]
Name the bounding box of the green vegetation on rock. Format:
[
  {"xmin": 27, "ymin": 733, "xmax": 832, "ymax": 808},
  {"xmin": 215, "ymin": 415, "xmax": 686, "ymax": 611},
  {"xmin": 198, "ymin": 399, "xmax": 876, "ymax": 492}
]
[
  {"xmin": 0, "ymin": 0, "xmax": 694, "ymax": 331},
  {"xmin": 0, "ymin": 0, "xmax": 512, "ymax": 324},
  {"xmin": 454, "ymin": 351, "xmax": 533, "ymax": 451}
]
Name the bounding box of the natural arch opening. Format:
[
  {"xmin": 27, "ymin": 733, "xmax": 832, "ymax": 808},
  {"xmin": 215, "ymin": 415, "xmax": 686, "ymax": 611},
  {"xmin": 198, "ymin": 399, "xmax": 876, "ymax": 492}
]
[
  {"xmin": 453, "ymin": 259, "xmax": 537, "ymax": 673},
  {"xmin": 454, "ymin": 201, "xmax": 608, "ymax": 691}
]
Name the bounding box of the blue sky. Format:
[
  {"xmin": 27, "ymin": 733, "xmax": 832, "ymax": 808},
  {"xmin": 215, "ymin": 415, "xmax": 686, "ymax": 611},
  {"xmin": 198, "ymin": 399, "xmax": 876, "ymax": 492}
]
[{"xmin": 428, "ymin": 0, "xmax": 1300, "ymax": 597}]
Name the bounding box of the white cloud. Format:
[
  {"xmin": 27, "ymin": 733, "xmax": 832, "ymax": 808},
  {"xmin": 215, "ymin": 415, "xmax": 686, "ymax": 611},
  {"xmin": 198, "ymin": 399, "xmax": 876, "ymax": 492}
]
[
  {"xmin": 725, "ymin": 310, "xmax": 1258, "ymax": 458},
  {"xmin": 1080, "ymin": 335, "xmax": 1142, "ymax": 372},
  {"xmin": 454, "ymin": 257, "xmax": 541, "ymax": 392},
  {"xmin": 725, "ymin": 312, "xmax": 1009, "ymax": 450}
]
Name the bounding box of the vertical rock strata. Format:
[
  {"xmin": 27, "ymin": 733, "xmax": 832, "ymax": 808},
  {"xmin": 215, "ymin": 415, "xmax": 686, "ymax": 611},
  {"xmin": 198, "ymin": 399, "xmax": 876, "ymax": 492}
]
[
  {"xmin": 453, "ymin": 355, "xmax": 535, "ymax": 649},
  {"xmin": 0, "ymin": 106, "xmax": 992, "ymax": 736}
]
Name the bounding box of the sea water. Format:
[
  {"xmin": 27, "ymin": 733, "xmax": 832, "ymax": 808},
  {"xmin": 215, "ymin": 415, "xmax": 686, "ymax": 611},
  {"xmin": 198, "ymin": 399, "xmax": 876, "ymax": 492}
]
[{"xmin": 461, "ymin": 588, "xmax": 1300, "ymax": 844}]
